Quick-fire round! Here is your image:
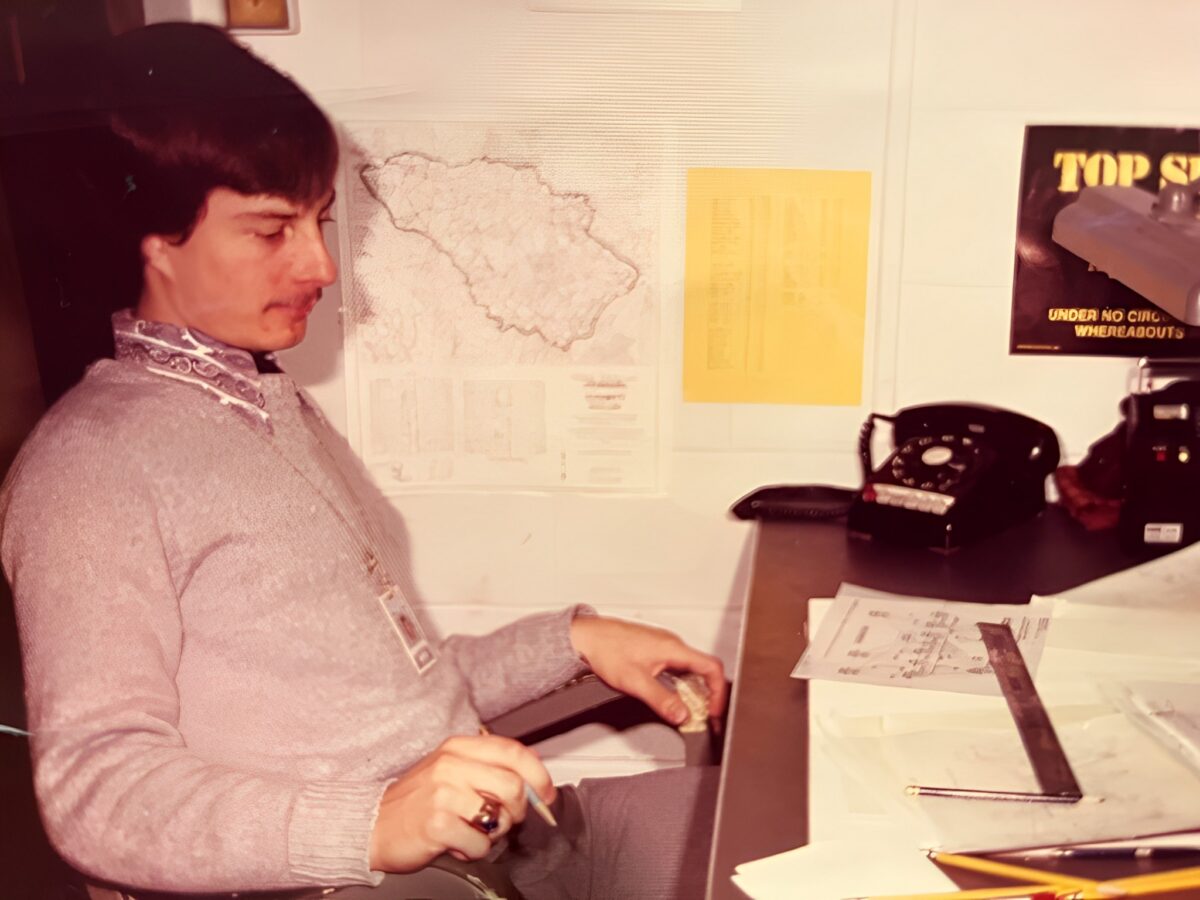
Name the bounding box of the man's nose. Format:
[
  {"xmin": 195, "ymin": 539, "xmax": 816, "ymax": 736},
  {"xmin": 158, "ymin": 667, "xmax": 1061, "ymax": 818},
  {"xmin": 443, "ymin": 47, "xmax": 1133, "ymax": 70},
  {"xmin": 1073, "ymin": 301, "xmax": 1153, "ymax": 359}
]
[{"xmin": 297, "ymin": 226, "xmax": 338, "ymax": 286}]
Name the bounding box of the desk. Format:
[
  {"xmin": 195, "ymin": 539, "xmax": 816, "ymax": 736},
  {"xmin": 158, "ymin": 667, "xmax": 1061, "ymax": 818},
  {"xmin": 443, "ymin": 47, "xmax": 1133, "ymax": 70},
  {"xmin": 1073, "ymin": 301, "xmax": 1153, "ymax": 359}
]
[{"xmin": 706, "ymin": 507, "xmax": 1155, "ymax": 900}]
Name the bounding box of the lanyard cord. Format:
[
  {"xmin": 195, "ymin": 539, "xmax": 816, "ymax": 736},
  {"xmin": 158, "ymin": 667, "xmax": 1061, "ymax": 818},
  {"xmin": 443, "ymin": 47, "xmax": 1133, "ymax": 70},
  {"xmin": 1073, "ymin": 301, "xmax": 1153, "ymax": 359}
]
[{"xmin": 235, "ymin": 386, "xmax": 438, "ymax": 672}]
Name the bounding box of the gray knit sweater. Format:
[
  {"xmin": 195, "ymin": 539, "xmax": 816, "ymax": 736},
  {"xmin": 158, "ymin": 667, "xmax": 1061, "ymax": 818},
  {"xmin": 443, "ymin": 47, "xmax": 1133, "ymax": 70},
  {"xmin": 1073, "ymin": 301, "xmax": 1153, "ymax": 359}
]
[{"xmin": 0, "ymin": 314, "xmax": 588, "ymax": 893}]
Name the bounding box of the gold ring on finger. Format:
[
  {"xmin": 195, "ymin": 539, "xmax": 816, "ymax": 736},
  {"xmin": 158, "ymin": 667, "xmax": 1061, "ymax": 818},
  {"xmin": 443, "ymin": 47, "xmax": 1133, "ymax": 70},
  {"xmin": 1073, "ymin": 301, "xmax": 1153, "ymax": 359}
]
[{"xmin": 469, "ymin": 796, "xmax": 502, "ymax": 836}]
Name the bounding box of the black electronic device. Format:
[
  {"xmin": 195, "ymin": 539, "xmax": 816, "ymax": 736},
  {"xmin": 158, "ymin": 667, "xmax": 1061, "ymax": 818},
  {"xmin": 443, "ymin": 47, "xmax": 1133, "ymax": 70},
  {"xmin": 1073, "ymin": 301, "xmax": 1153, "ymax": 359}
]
[
  {"xmin": 729, "ymin": 484, "xmax": 857, "ymax": 522},
  {"xmin": 847, "ymin": 403, "xmax": 1061, "ymax": 551},
  {"xmin": 1119, "ymin": 375, "xmax": 1200, "ymax": 553}
]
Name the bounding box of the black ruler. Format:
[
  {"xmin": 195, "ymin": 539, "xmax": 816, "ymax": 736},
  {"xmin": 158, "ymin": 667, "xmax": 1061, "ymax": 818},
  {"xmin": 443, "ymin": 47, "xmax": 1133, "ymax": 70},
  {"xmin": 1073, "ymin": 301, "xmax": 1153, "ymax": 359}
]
[{"xmin": 977, "ymin": 621, "xmax": 1083, "ymax": 801}]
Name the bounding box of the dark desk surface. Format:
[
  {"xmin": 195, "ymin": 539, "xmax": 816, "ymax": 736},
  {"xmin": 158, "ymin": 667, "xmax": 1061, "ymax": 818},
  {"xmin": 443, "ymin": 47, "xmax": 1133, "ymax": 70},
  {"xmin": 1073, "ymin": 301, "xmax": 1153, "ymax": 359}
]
[{"xmin": 706, "ymin": 506, "xmax": 1155, "ymax": 900}]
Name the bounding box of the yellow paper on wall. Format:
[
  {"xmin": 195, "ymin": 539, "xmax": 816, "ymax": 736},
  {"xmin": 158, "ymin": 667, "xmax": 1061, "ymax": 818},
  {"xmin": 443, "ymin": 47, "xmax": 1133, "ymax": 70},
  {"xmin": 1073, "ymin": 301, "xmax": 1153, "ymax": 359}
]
[{"xmin": 683, "ymin": 167, "xmax": 872, "ymax": 405}]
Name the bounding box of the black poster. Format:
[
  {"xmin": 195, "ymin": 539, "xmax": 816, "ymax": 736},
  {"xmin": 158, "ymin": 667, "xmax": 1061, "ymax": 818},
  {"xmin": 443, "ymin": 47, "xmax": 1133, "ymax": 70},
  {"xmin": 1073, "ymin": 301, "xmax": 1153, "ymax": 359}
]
[{"xmin": 1011, "ymin": 124, "xmax": 1200, "ymax": 356}]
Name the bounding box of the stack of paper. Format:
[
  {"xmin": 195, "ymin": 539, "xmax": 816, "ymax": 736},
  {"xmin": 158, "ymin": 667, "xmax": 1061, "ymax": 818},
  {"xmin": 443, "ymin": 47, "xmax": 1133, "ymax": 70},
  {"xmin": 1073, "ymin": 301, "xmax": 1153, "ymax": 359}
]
[
  {"xmin": 792, "ymin": 577, "xmax": 1200, "ymax": 853},
  {"xmin": 819, "ymin": 706, "xmax": 1200, "ymax": 852},
  {"xmin": 730, "ymin": 835, "xmax": 956, "ymax": 900},
  {"xmin": 734, "ymin": 549, "xmax": 1200, "ymax": 898}
]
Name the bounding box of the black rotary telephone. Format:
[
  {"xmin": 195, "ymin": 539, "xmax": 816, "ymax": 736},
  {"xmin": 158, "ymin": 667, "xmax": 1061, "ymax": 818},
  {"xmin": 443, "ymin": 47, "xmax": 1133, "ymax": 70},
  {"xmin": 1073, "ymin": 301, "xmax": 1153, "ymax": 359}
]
[
  {"xmin": 847, "ymin": 403, "xmax": 1060, "ymax": 550},
  {"xmin": 732, "ymin": 403, "xmax": 1061, "ymax": 551}
]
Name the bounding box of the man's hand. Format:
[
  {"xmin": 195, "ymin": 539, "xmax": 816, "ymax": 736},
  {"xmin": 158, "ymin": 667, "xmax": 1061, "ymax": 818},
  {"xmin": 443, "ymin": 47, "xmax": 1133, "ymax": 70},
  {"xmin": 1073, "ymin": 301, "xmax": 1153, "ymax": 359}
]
[
  {"xmin": 569, "ymin": 615, "xmax": 727, "ymax": 726},
  {"xmin": 368, "ymin": 734, "xmax": 555, "ymax": 872}
]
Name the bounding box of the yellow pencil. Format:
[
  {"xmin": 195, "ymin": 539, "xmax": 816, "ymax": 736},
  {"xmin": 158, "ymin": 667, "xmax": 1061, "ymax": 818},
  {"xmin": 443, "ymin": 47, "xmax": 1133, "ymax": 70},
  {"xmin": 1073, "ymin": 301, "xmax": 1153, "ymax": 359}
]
[
  {"xmin": 1070, "ymin": 863, "xmax": 1200, "ymax": 899},
  {"xmin": 928, "ymin": 851, "xmax": 1101, "ymax": 891},
  {"xmin": 847, "ymin": 883, "xmax": 1081, "ymax": 900}
]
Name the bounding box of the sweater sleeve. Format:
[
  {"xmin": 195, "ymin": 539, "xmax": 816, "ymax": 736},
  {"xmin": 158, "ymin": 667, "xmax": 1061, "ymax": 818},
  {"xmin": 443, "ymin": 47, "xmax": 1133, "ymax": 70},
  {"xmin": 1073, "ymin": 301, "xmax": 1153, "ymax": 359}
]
[
  {"xmin": 440, "ymin": 605, "xmax": 594, "ymax": 722},
  {"xmin": 0, "ymin": 428, "xmax": 387, "ymax": 893}
]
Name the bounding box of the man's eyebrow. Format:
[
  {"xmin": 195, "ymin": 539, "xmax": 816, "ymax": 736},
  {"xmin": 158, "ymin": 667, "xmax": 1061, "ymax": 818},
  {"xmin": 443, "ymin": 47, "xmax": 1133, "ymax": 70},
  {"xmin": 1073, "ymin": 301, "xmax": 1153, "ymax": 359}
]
[
  {"xmin": 236, "ymin": 192, "xmax": 336, "ymax": 220},
  {"xmin": 236, "ymin": 208, "xmax": 298, "ymax": 220}
]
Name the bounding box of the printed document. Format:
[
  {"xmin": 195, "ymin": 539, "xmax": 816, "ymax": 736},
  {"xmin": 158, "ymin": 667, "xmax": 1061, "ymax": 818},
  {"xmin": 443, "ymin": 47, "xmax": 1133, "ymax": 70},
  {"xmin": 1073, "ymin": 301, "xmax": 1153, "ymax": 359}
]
[
  {"xmin": 682, "ymin": 167, "xmax": 871, "ymax": 405},
  {"xmin": 792, "ymin": 593, "xmax": 1053, "ymax": 695}
]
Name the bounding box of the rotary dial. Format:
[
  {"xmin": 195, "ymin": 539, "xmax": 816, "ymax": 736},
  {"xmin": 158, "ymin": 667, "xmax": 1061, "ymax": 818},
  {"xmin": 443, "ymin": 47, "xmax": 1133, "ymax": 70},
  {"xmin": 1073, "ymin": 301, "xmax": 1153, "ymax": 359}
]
[{"xmin": 889, "ymin": 434, "xmax": 981, "ymax": 493}]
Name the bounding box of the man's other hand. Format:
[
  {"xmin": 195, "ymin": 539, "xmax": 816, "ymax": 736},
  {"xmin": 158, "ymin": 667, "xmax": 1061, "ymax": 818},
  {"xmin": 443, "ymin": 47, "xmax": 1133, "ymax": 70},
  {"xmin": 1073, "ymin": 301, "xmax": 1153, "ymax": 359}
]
[
  {"xmin": 368, "ymin": 734, "xmax": 555, "ymax": 872},
  {"xmin": 569, "ymin": 615, "xmax": 727, "ymax": 727}
]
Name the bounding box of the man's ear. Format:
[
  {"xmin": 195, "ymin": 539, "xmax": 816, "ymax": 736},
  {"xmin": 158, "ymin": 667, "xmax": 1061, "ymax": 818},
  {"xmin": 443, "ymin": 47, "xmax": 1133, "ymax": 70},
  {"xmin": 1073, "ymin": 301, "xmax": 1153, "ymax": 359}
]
[{"xmin": 141, "ymin": 234, "xmax": 174, "ymax": 280}]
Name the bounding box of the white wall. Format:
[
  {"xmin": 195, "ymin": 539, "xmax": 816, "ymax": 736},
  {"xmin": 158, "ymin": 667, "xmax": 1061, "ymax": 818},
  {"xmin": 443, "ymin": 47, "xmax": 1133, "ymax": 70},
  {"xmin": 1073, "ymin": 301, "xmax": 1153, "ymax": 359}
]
[{"xmin": 236, "ymin": 0, "xmax": 1194, "ymax": 778}]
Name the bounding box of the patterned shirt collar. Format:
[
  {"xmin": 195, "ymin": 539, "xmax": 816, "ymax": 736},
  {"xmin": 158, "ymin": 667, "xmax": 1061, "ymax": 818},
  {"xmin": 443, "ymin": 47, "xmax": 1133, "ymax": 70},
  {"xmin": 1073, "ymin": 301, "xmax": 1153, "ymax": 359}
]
[{"xmin": 112, "ymin": 309, "xmax": 271, "ymax": 427}]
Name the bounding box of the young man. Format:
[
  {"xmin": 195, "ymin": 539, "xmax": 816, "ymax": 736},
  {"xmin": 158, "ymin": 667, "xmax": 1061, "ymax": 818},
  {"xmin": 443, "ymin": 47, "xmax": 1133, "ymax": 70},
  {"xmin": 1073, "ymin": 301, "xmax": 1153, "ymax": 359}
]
[{"xmin": 0, "ymin": 23, "xmax": 724, "ymax": 900}]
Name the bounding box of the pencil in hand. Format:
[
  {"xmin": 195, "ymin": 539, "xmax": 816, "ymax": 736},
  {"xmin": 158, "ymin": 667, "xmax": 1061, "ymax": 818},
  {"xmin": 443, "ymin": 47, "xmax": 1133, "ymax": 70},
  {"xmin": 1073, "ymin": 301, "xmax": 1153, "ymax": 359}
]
[
  {"xmin": 524, "ymin": 782, "xmax": 558, "ymax": 828},
  {"xmin": 477, "ymin": 724, "xmax": 558, "ymax": 828}
]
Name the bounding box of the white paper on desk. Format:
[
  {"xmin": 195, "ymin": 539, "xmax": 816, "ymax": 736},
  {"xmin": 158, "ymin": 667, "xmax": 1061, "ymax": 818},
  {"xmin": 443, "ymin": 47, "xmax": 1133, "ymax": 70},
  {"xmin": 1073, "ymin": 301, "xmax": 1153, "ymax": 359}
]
[
  {"xmin": 1105, "ymin": 679, "xmax": 1200, "ymax": 779},
  {"xmin": 1043, "ymin": 594, "xmax": 1200, "ymax": 660},
  {"xmin": 791, "ymin": 594, "xmax": 1053, "ymax": 695},
  {"xmin": 820, "ymin": 707, "xmax": 1200, "ymax": 853},
  {"xmin": 730, "ymin": 834, "xmax": 956, "ymax": 900},
  {"xmin": 1050, "ymin": 539, "xmax": 1200, "ymax": 613}
]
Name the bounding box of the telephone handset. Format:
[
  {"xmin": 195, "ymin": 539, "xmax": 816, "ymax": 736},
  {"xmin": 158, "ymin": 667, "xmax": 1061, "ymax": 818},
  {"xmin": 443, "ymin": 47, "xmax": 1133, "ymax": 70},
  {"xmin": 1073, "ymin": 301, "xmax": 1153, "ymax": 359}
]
[{"xmin": 847, "ymin": 403, "xmax": 1061, "ymax": 550}]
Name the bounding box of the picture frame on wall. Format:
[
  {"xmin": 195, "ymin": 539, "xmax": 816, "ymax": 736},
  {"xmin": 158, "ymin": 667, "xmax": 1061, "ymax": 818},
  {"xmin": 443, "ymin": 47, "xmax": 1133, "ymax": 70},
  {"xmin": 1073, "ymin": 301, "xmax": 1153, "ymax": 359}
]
[{"xmin": 225, "ymin": 0, "xmax": 299, "ymax": 34}]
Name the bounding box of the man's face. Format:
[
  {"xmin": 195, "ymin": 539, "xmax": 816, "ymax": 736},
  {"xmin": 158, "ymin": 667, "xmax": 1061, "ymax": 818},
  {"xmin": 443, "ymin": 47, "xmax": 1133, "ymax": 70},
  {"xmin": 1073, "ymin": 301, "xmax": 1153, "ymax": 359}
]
[{"xmin": 140, "ymin": 187, "xmax": 337, "ymax": 352}]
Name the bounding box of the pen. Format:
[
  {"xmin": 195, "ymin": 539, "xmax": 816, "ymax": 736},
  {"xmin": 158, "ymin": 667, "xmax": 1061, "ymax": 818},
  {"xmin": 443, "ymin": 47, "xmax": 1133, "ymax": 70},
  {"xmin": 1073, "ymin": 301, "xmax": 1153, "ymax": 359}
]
[
  {"xmin": 1006, "ymin": 847, "xmax": 1200, "ymax": 861},
  {"xmin": 906, "ymin": 785, "xmax": 1084, "ymax": 804},
  {"xmin": 477, "ymin": 725, "xmax": 558, "ymax": 828}
]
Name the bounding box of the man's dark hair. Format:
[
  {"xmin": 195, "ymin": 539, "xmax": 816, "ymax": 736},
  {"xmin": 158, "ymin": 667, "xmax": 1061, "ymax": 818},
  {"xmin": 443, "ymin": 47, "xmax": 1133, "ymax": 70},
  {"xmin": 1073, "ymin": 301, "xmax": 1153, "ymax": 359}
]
[
  {"xmin": 95, "ymin": 23, "xmax": 338, "ymax": 289},
  {"xmin": 4, "ymin": 22, "xmax": 338, "ymax": 402}
]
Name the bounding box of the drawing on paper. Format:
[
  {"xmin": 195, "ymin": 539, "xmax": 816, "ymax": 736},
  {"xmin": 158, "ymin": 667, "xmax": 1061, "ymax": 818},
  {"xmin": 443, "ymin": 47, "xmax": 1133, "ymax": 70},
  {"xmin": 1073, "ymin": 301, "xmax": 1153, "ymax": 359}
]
[
  {"xmin": 793, "ymin": 595, "xmax": 1053, "ymax": 695},
  {"xmin": 358, "ymin": 153, "xmax": 639, "ymax": 353}
]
